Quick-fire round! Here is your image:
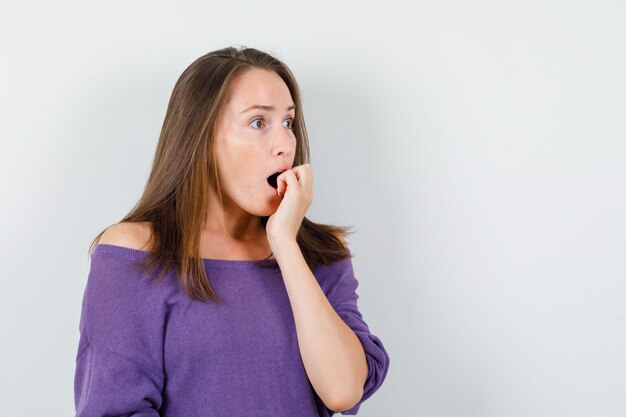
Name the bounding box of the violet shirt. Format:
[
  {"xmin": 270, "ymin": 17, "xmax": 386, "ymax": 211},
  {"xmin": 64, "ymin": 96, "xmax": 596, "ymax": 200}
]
[{"xmin": 74, "ymin": 243, "xmax": 390, "ymax": 416}]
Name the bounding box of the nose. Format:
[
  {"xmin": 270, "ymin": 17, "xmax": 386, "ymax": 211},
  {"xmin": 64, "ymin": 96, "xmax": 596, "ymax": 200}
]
[{"xmin": 272, "ymin": 124, "xmax": 294, "ymax": 156}]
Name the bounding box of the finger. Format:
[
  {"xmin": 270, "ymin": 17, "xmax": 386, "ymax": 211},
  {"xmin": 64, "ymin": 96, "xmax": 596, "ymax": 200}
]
[
  {"xmin": 284, "ymin": 169, "xmax": 299, "ymax": 188},
  {"xmin": 292, "ymin": 165, "xmax": 303, "ymax": 181},
  {"xmin": 277, "ymin": 172, "xmax": 285, "ymax": 196},
  {"xmin": 302, "ymin": 163, "xmax": 312, "ymax": 188},
  {"xmin": 291, "ymin": 164, "xmax": 312, "ymax": 191},
  {"xmin": 277, "ymin": 170, "xmax": 292, "ymax": 196},
  {"xmin": 290, "ymin": 164, "xmax": 311, "ymax": 182},
  {"xmin": 300, "ymin": 164, "xmax": 313, "ymax": 201},
  {"xmin": 278, "ymin": 169, "xmax": 299, "ymax": 196}
]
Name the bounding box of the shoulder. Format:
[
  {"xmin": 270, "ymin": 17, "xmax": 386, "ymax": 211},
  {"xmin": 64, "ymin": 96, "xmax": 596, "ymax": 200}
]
[{"xmin": 98, "ymin": 221, "xmax": 153, "ymax": 251}]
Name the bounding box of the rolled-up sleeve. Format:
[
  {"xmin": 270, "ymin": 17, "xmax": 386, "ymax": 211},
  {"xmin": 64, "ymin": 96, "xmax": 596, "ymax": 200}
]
[
  {"xmin": 74, "ymin": 249, "xmax": 166, "ymax": 416},
  {"xmin": 321, "ymin": 255, "xmax": 391, "ymax": 415}
]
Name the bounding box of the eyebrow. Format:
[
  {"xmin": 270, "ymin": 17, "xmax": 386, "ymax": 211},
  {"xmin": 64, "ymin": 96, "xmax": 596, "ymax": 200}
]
[{"xmin": 240, "ymin": 104, "xmax": 296, "ymax": 114}]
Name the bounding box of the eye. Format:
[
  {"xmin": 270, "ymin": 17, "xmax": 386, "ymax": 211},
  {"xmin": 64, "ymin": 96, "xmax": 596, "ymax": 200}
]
[
  {"xmin": 250, "ymin": 118, "xmax": 264, "ymax": 129},
  {"xmin": 283, "ymin": 118, "xmax": 294, "ymax": 129}
]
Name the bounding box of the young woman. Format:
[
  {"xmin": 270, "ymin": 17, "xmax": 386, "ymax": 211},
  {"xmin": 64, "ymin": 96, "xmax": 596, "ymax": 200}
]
[{"xmin": 74, "ymin": 46, "xmax": 390, "ymax": 417}]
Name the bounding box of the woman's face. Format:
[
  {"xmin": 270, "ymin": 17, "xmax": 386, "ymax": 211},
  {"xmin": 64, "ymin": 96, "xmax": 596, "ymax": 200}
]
[{"xmin": 213, "ymin": 68, "xmax": 297, "ymax": 217}]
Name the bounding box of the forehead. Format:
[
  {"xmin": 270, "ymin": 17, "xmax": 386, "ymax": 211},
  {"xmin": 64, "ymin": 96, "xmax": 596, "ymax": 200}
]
[{"xmin": 226, "ymin": 68, "xmax": 293, "ymax": 110}]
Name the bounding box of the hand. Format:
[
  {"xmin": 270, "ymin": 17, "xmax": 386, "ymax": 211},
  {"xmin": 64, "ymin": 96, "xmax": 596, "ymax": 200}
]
[{"xmin": 266, "ymin": 163, "xmax": 313, "ymax": 244}]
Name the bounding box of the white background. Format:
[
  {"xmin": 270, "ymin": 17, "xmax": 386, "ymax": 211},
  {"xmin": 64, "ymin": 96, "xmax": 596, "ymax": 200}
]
[{"xmin": 1, "ymin": 1, "xmax": 625, "ymax": 416}]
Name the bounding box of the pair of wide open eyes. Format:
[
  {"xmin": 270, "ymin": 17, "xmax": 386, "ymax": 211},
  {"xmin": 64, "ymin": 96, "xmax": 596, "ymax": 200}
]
[{"xmin": 250, "ymin": 118, "xmax": 294, "ymax": 129}]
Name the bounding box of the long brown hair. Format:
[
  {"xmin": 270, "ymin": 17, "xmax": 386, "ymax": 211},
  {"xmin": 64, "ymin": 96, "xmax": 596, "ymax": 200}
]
[{"xmin": 88, "ymin": 46, "xmax": 355, "ymax": 303}]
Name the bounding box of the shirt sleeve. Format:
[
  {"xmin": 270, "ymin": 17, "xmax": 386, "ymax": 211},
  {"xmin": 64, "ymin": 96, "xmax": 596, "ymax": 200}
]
[
  {"xmin": 320, "ymin": 255, "xmax": 391, "ymax": 415},
  {"xmin": 74, "ymin": 250, "xmax": 167, "ymax": 416}
]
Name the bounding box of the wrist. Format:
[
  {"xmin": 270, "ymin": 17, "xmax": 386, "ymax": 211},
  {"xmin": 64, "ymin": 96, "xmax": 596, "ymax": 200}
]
[
  {"xmin": 268, "ymin": 233, "xmax": 296, "ymax": 246},
  {"xmin": 269, "ymin": 237, "xmax": 299, "ymax": 260}
]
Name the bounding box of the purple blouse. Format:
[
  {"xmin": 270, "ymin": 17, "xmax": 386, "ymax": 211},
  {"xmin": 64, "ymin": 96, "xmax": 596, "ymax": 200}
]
[{"xmin": 74, "ymin": 243, "xmax": 390, "ymax": 416}]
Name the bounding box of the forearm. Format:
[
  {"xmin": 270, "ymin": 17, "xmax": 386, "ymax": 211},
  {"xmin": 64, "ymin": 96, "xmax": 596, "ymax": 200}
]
[{"xmin": 271, "ymin": 239, "xmax": 368, "ymax": 411}]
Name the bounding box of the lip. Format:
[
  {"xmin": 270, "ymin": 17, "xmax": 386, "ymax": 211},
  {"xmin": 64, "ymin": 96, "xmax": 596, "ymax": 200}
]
[
  {"xmin": 267, "ymin": 165, "xmax": 291, "ymax": 178},
  {"xmin": 267, "ymin": 181, "xmax": 279, "ymax": 196}
]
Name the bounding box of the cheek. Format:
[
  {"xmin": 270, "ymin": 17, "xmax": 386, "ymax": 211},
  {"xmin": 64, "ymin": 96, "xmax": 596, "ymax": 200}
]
[{"xmin": 221, "ymin": 145, "xmax": 261, "ymax": 188}]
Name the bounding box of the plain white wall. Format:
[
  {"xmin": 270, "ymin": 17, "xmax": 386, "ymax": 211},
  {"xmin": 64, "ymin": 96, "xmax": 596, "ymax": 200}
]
[{"xmin": 1, "ymin": 1, "xmax": 625, "ymax": 416}]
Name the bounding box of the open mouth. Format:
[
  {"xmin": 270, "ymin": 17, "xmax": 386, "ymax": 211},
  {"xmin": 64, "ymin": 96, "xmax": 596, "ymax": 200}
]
[{"xmin": 267, "ymin": 171, "xmax": 284, "ymax": 189}]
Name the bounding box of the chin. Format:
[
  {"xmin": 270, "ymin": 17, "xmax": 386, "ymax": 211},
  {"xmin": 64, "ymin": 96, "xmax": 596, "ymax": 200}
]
[
  {"xmin": 244, "ymin": 202, "xmax": 277, "ymax": 218},
  {"xmin": 256, "ymin": 207, "xmax": 278, "ymax": 217}
]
